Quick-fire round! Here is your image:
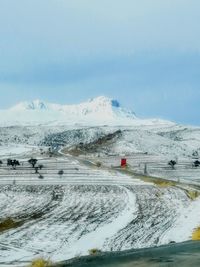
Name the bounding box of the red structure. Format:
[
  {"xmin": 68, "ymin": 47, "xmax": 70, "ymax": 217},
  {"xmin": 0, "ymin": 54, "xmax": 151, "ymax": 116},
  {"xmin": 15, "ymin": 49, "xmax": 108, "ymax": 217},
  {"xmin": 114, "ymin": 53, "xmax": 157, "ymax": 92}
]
[{"xmin": 121, "ymin": 158, "xmax": 127, "ymax": 168}]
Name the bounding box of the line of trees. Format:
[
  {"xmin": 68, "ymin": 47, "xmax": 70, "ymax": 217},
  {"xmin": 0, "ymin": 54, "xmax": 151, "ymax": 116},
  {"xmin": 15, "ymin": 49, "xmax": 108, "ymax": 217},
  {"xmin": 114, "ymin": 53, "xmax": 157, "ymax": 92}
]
[
  {"xmin": 0, "ymin": 158, "xmax": 64, "ymax": 181},
  {"xmin": 7, "ymin": 159, "xmax": 20, "ymax": 169}
]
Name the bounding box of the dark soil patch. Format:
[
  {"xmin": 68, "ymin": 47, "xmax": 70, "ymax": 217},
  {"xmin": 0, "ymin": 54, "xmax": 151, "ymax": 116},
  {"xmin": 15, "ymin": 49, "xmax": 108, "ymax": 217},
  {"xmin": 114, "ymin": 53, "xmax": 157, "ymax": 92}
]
[{"xmin": 0, "ymin": 218, "xmax": 24, "ymax": 233}]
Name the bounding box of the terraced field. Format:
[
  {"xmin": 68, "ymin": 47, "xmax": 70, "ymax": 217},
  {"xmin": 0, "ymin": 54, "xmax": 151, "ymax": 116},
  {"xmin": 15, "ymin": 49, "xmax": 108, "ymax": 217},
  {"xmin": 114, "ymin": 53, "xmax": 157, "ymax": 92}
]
[{"xmin": 0, "ymin": 154, "xmax": 197, "ymax": 266}]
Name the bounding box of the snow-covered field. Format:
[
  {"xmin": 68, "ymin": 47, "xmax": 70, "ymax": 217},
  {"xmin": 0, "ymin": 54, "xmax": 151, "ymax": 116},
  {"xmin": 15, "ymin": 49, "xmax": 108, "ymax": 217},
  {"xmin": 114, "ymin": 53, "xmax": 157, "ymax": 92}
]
[
  {"xmin": 95, "ymin": 154, "xmax": 200, "ymax": 186},
  {"xmin": 0, "ymin": 145, "xmax": 34, "ymax": 158},
  {"xmin": 0, "ymin": 154, "xmax": 199, "ymax": 266}
]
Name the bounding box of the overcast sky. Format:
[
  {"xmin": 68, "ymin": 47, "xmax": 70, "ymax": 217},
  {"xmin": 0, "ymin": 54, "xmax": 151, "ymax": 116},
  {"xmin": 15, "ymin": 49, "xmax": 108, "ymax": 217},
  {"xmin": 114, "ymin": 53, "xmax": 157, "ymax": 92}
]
[{"xmin": 0, "ymin": 0, "xmax": 200, "ymax": 125}]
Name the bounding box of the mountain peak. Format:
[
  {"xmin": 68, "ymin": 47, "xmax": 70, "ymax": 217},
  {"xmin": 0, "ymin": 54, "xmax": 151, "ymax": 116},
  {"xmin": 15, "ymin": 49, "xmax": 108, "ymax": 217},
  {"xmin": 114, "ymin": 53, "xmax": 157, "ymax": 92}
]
[
  {"xmin": 88, "ymin": 96, "xmax": 120, "ymax": 108},
  {"xmin": 86, "ymin": 96, "xmax": 122, "ymax": 112},
  {"xmin": 11, "ymin": 96, "xmax": 122, "ymax": 112},
  {"xmin": 111, "ymin": 99, "xmax": 120, "ymax": 108},
  {"xmin": 0, "ymin": 96, "xmax": 174, "ymax": 126}
]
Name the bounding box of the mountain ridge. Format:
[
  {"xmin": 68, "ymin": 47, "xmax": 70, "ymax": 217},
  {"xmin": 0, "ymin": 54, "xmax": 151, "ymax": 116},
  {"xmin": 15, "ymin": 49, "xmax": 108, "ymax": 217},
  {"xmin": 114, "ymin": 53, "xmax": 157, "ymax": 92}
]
[
  {"xmin": 9, "ymin": 96, "xmax": 135, "ymax": 115},
  {"xmin": 0, "ymin": 96, "xmax": 173, "ymax": 127}
]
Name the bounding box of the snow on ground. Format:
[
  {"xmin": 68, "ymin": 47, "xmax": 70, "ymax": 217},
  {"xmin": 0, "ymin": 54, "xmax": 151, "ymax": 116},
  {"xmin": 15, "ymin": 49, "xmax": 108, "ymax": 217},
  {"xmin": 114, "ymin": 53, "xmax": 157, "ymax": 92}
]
[
  {"xmin": 40, "ymin": 124, "xmax": 200, "ymax": 160},
  {"xmin": 94, "ymin": 126, "xmax": 200, "ymax": 158},
  {"xmin": 0, "ymin": 188, "xmax": 52, "ymax": 219},
  {"xmin": 0, "ymin": 115, "xmax": 199, "ymax": 266},
  {"xmin": 0, "ymin": 184, "xmax": 137, "ymax": 264},
  {"xmin": 0, "ymin": 145, "xmax": 34, "ymax": 157},
  {"xmin": 90, "ymin": 153, "xmax": 200, "ymax": 186},
  {"xmin": 0, "ymin": 155, "xmax": 197, "ymax": 266},
  {"xmin": 0, "ymin": 121, "xmax": 199, "ymax": 161},
  {"xmin": 159, "ymin": 196, "xmax": 200, "ymax": 244},
  {"xmin": 0, "ymin": 157, "xmax": 143, "ymax": 265},
  {"xmin": 54, "ymin": 187, "xmax": 137, "ymax": 261},
  {"xmin": 103, "ymin": 185, "xmax": 190, "ymax": 251}
]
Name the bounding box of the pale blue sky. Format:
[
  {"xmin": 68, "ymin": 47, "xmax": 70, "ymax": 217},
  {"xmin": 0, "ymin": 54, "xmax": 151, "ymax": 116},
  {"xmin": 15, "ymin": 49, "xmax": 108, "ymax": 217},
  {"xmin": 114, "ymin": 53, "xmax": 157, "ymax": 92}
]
[{"xmin": 0, "ymin": 0, "xmax": 200, "ymax": 125}]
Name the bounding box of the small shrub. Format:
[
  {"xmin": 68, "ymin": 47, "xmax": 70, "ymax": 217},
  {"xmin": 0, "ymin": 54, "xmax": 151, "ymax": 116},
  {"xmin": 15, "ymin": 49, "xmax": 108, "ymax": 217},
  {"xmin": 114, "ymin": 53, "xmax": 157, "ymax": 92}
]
[
  {"xmin": 192, "ymin": 227, "xmax": 200, "ymax": 241},
  {"xmin": 186, "ymin": 190, "xmax": 200, "ymax": 200},
  {"xmin": 28, "ymin": 258, "xmax": 52, "ymax": 267},
  {"xmin": 96, "ymin": 162, "xmax": 102, "ymax": 168},
  {"xmin": 89, "ymin": 248, "xmax": 102, "ymax": 256}
]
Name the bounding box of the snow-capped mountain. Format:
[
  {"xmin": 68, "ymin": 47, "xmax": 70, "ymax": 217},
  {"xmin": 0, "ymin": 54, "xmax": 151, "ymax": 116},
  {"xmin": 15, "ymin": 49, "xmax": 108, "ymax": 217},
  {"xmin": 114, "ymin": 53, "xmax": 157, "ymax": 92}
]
[
  {"xmin": 10, "ymin": 97, "xmax": 136, "ymax": 118},
  {"xmin": 0, "ymin": 96, "xmax": 173, "ymax": 126}
]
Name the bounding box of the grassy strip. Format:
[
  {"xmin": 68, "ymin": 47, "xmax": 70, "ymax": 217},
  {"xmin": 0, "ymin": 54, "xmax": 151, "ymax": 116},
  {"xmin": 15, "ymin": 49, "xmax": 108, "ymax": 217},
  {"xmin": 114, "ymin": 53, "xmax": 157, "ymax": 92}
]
[
  {"xmin": 118, "ymin": 167, "xmax": 177, "ymax": 188},
  {"xmin": 141, "ymin": 176, "xmax": 177, "ymax": 187},
  {"xmin": 119, "ymin": 167, "xmax": 200, "ymax": 198},
  {"xmin": 185, "ymin": 190, "xmax": 200, "ymax": 200}
]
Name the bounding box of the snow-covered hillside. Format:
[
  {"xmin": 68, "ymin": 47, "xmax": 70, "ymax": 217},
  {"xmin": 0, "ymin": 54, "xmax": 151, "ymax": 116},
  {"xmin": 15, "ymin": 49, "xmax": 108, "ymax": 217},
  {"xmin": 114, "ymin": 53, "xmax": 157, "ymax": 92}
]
[
  {"xmin": 0, "ymin": 96, "xmax": 200, "ymax": 167},
  {"xmin": 0, "ymin": 96, "xmax": 173, "ymax": 127}
]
